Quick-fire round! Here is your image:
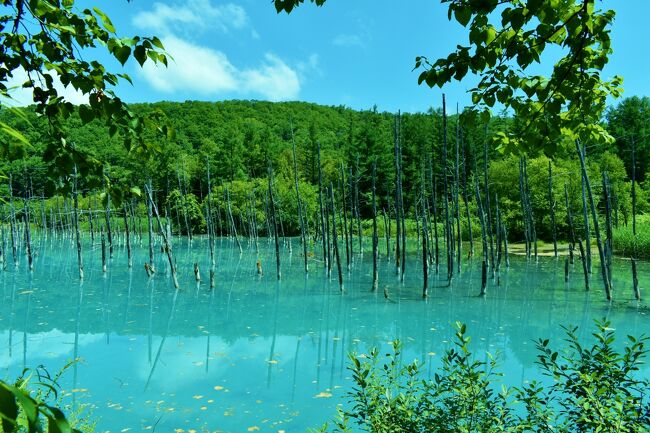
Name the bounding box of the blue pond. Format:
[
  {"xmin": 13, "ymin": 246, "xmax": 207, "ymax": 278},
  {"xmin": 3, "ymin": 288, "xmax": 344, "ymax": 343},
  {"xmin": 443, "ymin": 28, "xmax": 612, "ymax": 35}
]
[{"xmin": 1, "ymin": 235, "xmax": 649, "ymax": 432}]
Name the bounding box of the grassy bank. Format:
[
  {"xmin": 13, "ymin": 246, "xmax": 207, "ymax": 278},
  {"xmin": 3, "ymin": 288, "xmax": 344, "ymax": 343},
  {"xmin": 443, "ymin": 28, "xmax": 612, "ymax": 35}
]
[{"xmin": 613, "ymin": 214, "xmax": 650, "ymax": 259}]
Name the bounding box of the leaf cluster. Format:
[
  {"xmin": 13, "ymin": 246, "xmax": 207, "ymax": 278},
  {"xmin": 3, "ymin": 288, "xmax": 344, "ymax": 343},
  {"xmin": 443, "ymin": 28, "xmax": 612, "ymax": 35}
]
[
  {"xmin": 315, "ymin": 320, "xmax": 650, "ymax": 433},
  {"xmin": 414, "ymin": 0, "xmax": 621, "ymax": 154}
]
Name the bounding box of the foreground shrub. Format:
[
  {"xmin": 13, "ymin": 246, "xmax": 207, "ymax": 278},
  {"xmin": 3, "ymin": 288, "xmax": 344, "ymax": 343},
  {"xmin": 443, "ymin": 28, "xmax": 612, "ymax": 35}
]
[
  {"xmin": 315, "ymin": 321, "xmax": 649, "ymax": 433},
  {"xmin": 0, "ymin": 365, "xmax": 93, "ymax": 433}
]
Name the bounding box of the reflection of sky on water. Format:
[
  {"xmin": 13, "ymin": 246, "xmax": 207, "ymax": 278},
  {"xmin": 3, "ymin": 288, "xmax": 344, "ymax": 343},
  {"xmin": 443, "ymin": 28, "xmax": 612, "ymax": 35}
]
[{"xmin": 1, "ymin": 236, "xmax": 649, "ymax": 432}]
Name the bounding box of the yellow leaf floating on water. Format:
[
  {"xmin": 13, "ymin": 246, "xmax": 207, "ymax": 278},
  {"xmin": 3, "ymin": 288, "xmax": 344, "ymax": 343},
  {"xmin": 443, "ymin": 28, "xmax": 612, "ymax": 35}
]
[
  {"xmin": 267, "ymin": 360, "xmax": 278, "ymax": 364},
  {"xmin": 174, "ymin": 429, "xmax": 184, "ymax": 433},
  {"xmin": 214, "ymin": 386, "xmax": 224, "ymax": 391},
  {"xmin": 192, "ymin": 395, "xmax": 203, "ymax": 400},
  {"xmin": 314, "ymin": 392, "xmax": 332, "ymax": 398},
  {"xmin": 247, "ymin": 427, "xmax": 260, "ymax": 432}
]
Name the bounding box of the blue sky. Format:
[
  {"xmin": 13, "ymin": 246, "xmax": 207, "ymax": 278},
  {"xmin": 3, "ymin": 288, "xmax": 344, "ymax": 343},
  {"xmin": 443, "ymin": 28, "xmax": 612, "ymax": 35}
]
[{"xmin": 42, "ymin": 1, "xmax": 650, "ymax": 113}]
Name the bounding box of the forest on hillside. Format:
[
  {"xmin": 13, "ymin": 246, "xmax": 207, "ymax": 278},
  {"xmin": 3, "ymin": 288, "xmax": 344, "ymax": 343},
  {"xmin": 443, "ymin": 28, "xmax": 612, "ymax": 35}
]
[{"xmin": 1, "ymin": 96, "xmax": 648, "ymax": 244}]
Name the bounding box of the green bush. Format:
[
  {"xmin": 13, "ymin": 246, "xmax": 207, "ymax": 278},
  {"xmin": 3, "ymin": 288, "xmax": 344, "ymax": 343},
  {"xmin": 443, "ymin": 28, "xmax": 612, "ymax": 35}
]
[
  {"xmin": 0, "ymin": 365, "xmax": 94, "ymax": 433},
  {"xmin": 315, "ymin": 321, "xmax": 649, "ymax": 433}
]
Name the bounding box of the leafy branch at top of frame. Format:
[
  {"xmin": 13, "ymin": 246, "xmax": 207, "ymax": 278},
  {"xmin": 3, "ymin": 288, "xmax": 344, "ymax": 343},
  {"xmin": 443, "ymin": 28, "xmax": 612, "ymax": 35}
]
[
  {"xmin": 1, "ymin": 0, "xmax": 172, "ymax": 194},
  {"xmin": 416, "ymin": 0, "xmax": 621, "ymax": 155},
  {"xmin": 273, "ymin": 0, "xmax": 327, "ymax": 14}
]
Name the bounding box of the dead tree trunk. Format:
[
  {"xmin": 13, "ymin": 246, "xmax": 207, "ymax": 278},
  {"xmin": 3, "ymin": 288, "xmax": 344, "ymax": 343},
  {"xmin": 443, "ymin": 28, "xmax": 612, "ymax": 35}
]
[
  {"xmin": 225, "ymin": 186, "xmax": 243, "ymax": 254},
  {"xmin": 206, "ymin": 162, "xmax": 215, "ymax": 288},
  {"xmin": 339, "ymin": 164, "xmax": 351, "ymax": 270},
  {"xmin": 268, "ymin": 163, "xmax": 281, "ymax": 281},
  {"xmin": 575, "ymin": 141, "xmax": 610, "ymax": 300},
  {"xmin": 548, "ymin": 161, "xmax": 558, "ymax": 258},
  {"xmin": 317, "ymin": 142, "xmax": 328, "ymax": 269},
  {"xmin": 101, "ymin": 226, "xmax": 107, "ymax": 273},
  {"xmin": 105, "ymin": 186, "xmax": 114, "ymax": 259},
  {"xmin": 291, "ymin": 124, "xmax": 308, "ymax": 273},
  {"xmin": 329, "ymin": 182, "xmax": 343, "ymax": 291},
  {"xmin": 146, "ymin": 179, "xmax": 156, "ymax": 275},
  {"xmin": 145, "ymin": 183, "xmax": 179, "ymax": 289},
  {"xmin": 394, "ymin": 113, "xmax": 402, "ymax": 276},
  {"xmin": 123, "ymin": 203, "xmax": 132, "ymax": 268},
  {"xmin": 564, "ymin": 185, "xmax": 576, "ymax": 265},
  {"xmin": 371, "ymin": 161, "xmax": 379, "ymax": 292},
  {"xmin": 461, "ymin": 138, "xmax": 474, "ymax": 258},
  {"xmin": 580, "ymin": 142, "xmax": 592, "ymax": 271},
  {"xmin": 354, "ymin": 154, "xmax": 363, "ymax": 255},
  {"xmin": 483, "ymin": 129, "xmax": 495, "ymax": 271},
  {"xmin": 454, "ymin": 107, "xmax": 462, "ymax": 273},
  {"xmin": 8, "ymin": 175, "xmax": 18, "ymax": 267},
  {"xmin": 72, "ymin": 165, "xmax": 83, "ymax": 279}
]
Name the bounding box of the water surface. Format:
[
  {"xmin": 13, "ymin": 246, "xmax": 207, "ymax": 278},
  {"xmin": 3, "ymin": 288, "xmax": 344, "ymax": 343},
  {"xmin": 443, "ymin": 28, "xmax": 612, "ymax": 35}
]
[{"xmin": 1, "ymin": 236, "xmax": 649, "ymax": 432}]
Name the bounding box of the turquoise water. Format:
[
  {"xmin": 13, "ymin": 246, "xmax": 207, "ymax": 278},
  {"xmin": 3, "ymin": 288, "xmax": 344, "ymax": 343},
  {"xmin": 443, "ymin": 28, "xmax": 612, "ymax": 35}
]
[{"xmin": 1, "ymin": 235, "xmax": 649, "ymax": 432}]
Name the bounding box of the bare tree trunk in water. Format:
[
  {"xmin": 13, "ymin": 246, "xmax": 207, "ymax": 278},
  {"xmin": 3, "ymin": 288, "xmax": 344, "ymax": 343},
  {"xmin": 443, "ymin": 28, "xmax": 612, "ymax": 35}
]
[{"xmin": 268, "ymin": 163, "xmax": 281, "ymax": 281}]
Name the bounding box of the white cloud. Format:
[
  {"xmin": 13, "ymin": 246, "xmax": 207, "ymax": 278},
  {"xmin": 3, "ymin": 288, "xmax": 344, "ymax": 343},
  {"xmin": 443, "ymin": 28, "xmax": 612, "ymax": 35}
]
[
  {"xmin": 2, "ymin": 68, "xmax": 88, "ymax": 107},
  {"xmin": 332, "ymin": 33, "xmax": 365, "ymax": 48},
  {"xmin": 139, "ymin": 37, "xmax": 300, "ymax": 101},
  {"xmin": 242, "ymin": 54, "xmax": 300, "ymax": 101},
  {"xmin": 140, "ymin": 36, "xmax": 239, "ymax": 94},
  {"xmin": 0, "ymin": 329, "xmax": 102, "ymax": 369},
  {"xmin": 332, "ymin": 18, "xmax": 372, "ymax": 49},
  {"xmin": 133, "ymin": 0, "xmax": 249, "ymax": 35},
  {"xmin": 297, "ymin": 53, "xmax": 321, "ymax": 75}
]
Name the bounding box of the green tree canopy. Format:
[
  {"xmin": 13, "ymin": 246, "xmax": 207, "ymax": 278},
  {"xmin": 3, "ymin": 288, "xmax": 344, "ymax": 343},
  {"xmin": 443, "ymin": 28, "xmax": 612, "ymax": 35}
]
[
  {"xmin": 0, "ymin": 0, "xmax": 169, "ymax": 190},
  {"xmin": 276, "ymin": 0, "xmax": 622, "ymax": 155},
  {"xmin": 606, "ymin": 96, "xmax": 650, "ymax": 182}
]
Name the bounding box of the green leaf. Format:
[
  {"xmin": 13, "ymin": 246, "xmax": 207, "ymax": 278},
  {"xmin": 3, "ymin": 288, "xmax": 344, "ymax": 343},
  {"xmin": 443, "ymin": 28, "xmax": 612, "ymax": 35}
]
[
  {"xmin": 78, "ymin": 104, "xmax": 94, "ymax": 124},
  {"xmin": 486, "ymin": 27, "xmax": 497, "ymax": 45},
  {"xmin": 0, "ymin": 383, "xmax": 19, "ymax": 432},
  {"xmin": 134, "ymin": 45, "xmax": 147, "ymax": 67},
  {"xmin": 114, "ymin": 45, "xmax": 131, "ymax": 66},
  {"xmin": 45, "ymin": 406, "xmax": 73, "ymax": 433},
  {"xmin": 0, "ymin": 121, "xmax": 31, "ymax": 147},
  {"xmin": 151, "ymin": 36, "xmax": 165, "ymax": 50},
  {"xmin": 93, "ymin": 7, "xmax": 116, "ymax": 33},
  {"xmin": 454, "ymin": 6, "xmax": 472, "ymax": 27}
]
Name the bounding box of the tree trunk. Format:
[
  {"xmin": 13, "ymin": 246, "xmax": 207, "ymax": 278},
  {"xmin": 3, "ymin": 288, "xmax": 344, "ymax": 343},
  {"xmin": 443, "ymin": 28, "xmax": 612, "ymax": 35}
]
[
  {"xmin": 317, "ymin": 141, "xmax": 328, "ymax": 269},
  {"xmin": 575, "ymin": 141, "xmax": 610, "ymax": 300},
  {"xmin": 268, "ymin": 163, "xmax": 281, "ymax": 280},
  {"xmin": 146, "ymin": 179, "xmax": 156, "ymax": 274},
  {"xmin": 548, "ymin": 161, "xmax": 558, "ymax": 257},
  {"xmin": 291, "ymin": 125, "xmax": 309, "ymax": 273},
  {"xmin": 123, "ymin": 203, "xmax": 132, "ymax": 268},
  {"xmin": 145, "ymin": 183, "xmax": 179, "ymax": 289},
  {"xmin": 371, "ymin": 161, "xmax": 379, "ymax": 292},
  {"xmin": 72, "ymin": 165, "xmax": 83, "ymax": 278},
  {"xmin": 329, "ymin": 182, "xmax": 343, "ymax": 291}
]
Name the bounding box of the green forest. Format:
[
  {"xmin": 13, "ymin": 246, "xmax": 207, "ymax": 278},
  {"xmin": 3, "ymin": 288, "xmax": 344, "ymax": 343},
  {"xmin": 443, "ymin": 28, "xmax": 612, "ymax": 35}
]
[{"xmin": 1, "ymin": 96, "xmax": 648, "ymax": 248}]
